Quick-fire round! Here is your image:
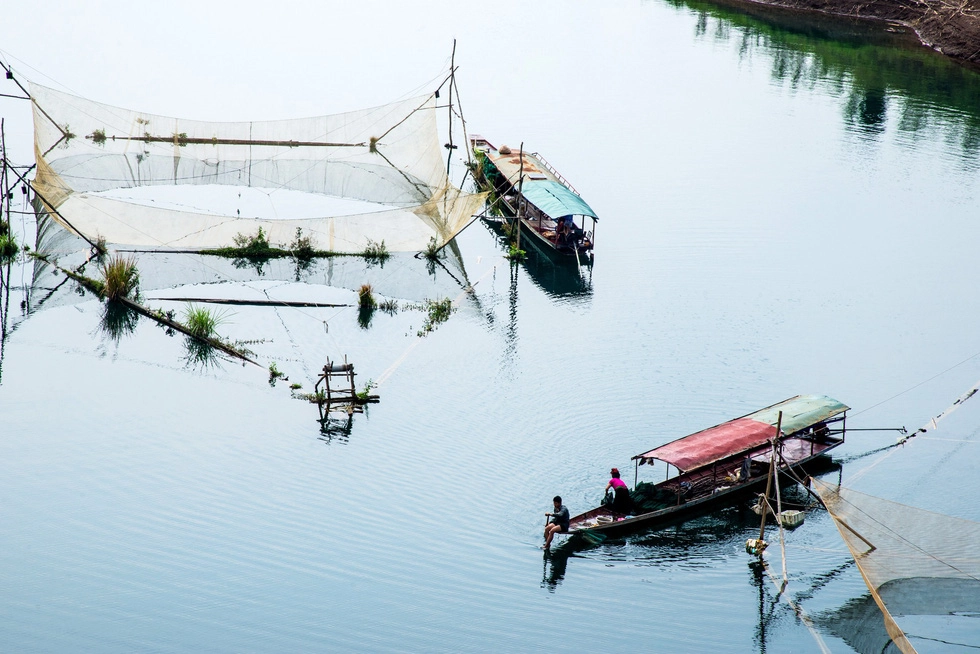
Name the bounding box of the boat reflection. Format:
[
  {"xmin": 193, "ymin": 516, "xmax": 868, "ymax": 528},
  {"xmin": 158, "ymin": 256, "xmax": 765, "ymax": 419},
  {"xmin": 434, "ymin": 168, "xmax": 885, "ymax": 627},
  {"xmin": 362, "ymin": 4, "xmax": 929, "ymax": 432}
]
[{"xmin": 481, "ymin": 219, "xmax": 592, "ymax": 300}]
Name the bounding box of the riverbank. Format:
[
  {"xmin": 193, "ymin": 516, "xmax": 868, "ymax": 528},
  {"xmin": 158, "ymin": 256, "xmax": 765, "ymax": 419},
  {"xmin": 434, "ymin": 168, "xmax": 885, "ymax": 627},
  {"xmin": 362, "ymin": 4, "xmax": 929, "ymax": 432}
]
[{"xmin": 718, "ymin": 0, "xmax": 980, "ymax": 67}]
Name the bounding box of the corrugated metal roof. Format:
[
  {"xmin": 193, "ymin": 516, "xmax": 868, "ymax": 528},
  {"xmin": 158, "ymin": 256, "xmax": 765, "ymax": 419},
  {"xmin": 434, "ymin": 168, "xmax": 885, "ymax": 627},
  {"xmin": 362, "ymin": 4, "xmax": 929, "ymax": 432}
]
[
  {"xmin": 745, "ymin": 394, "xmax": 850, "ymax": 435},
  {"xmin": 633, "ymin": 395, "xmax": 849, "ymax": 472}
]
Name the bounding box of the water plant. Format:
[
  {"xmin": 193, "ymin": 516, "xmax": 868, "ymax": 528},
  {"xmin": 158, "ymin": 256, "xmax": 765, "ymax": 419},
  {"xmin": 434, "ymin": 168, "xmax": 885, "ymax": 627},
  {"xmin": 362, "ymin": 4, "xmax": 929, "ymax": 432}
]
[
  {"xmin": 505, "ymin": 243, "xmax": 526, "ymax": 261},
  {"xmin": 268, "ymin": 361, "xmax": 287, "ymax": 386},
  {"xmin": 93, "ymin": 235, "xmax": 108, "ymax": 260},
  {"xmin": 378, "ymin": 298, "xmax": 399, "ymax": 315},
  {"xmin": 356, "ymin": 380, "xmax": 376, "ymax": 402},
  {"xmin": 362, "ymin": 238, "xmax": 389, "ymax": 261},
  {"xmin": 232, "ymin": 226, "xmax": 273, "ymax": 257},
  {"xmin": 423, "ymin": 236, "xmax": 441, "ymax": 260},
  {"xmin": 358, "ymin": 284, "xmax": 376, "ymax": 309},
  {"xmin": 0, "ymin": 232, "xmax": 19, "ymax": 262},
  {"xmin": 100, "ymin": 254, "xmax": 140, "ymax": 301},
  {"xmin": 183, "ymin": 303, "xmax": 225, "ymax": 339},
  {"xmin": 417, "ymin": 297, "xmax": 454, "ymax": 337},
  {"xmin": 290, "ymin": 227, "xmax": 315, "ymax": 260}
]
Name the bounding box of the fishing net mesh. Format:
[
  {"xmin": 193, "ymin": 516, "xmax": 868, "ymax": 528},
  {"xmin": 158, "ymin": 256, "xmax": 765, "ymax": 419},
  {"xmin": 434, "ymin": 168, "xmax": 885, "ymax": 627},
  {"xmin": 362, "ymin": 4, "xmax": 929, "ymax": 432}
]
[
  {"xmin": 29, "ymin": 83, "xmax": 484, "ymax": 252},
  {"xmin": 812, "ymin": 478, "xmax": 980, "ymax": 653}
]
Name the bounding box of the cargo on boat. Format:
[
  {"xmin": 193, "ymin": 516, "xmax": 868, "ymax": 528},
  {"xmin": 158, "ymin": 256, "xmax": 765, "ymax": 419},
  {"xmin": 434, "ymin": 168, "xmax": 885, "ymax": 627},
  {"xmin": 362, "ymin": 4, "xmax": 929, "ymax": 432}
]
[
  {"xmin": 470, "ymin": 135, "xmax": 597, "ymax": 259},
  {"xmin": 565, "ymin": 394, "xmax": 849, "ymax": 538}
]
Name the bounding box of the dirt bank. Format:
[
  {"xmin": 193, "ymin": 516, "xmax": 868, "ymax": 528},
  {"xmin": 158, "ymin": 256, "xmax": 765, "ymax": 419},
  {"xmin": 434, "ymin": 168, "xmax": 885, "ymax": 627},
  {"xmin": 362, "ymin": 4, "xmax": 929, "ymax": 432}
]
[{"xmin": 730, "ymin": 0, "xmax": 980, "ymax": 66}]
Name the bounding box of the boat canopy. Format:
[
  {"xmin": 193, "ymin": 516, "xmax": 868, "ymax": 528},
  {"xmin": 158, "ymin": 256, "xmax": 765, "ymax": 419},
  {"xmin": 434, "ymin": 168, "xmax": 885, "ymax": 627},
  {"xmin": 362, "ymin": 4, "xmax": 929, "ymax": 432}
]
[
  {"xmin": 520, "ymin": 180, "xmax": 598, "ymax": 220},
  {"xmin": 632, "ymin": 395, "xmax": 849, "ymax": 473}
]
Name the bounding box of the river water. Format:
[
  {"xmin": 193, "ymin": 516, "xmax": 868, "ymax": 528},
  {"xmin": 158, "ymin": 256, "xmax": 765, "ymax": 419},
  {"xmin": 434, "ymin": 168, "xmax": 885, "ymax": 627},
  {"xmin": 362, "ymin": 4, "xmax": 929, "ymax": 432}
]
[{"xmin": 3, "ymin": 1, "xmax": 980, "ymax": 652}]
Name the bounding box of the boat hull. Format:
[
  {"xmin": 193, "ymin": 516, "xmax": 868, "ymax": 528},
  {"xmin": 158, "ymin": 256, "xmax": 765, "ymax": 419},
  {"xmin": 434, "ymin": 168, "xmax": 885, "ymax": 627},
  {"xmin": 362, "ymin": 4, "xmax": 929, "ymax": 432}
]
[{"xmin": 567, "ymin": 440, "xmax": 841, "ymax": 538}]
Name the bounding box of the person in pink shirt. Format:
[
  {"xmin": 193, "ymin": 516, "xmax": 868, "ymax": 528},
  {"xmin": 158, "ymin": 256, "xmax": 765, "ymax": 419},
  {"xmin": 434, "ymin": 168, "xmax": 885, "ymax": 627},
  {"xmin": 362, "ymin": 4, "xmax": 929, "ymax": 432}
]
[{"xmin": 604, "ymin": 468, "xmax": 633, "ymax": 515}]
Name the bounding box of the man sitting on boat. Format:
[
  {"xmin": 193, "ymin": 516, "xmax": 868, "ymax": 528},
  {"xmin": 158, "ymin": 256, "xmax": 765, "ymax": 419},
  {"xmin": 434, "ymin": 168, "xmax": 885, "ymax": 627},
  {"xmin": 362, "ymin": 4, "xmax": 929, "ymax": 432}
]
[
  {"xmin": 544, "ymin": 496, "xmax": 570, "ymax": 549},
  {"xmin": 604, "ymin": 468, "xmax": 634, "ymax": 515}
]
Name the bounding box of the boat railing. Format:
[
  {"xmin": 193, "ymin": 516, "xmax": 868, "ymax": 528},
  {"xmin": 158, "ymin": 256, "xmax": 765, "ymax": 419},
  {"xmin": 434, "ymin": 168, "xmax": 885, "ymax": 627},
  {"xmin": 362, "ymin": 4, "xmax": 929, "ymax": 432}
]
[{"xmin": 530, "ymin": 152, "xmax": 581, "ymax": 197}]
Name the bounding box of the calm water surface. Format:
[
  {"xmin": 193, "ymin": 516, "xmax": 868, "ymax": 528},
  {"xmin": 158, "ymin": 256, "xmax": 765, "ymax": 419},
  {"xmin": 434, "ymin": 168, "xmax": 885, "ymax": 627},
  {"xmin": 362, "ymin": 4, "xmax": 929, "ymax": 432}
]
[{"xmin": 3, "ymin": 1, "xmax": 980, "ymax": 651}]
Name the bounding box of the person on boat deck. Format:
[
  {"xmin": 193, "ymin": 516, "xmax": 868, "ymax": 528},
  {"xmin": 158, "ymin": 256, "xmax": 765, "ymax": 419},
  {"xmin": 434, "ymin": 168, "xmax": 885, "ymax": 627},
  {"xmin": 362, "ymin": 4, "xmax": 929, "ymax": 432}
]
[
  {"xmin": 605, "ymin": 468, "xmax": 633, "ymax": 514},
  {"xmin": 557, "ymin": 216, "xmax": 571, "ymax": 244},
  {"xmin": 544, "ymin": 496, "xmax": 570, "ymax": 549}
]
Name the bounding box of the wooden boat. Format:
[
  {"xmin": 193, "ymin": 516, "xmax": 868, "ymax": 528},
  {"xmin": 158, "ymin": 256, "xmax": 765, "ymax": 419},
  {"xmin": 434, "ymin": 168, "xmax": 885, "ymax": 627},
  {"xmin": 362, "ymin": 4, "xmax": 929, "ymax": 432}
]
[
  {"xmin": 470, "ymin": 135, "xmax": 597, "ymax": 258},
  {"xmin": 564, "ymin": 395, "xmax": 849, "ymax": 538}
]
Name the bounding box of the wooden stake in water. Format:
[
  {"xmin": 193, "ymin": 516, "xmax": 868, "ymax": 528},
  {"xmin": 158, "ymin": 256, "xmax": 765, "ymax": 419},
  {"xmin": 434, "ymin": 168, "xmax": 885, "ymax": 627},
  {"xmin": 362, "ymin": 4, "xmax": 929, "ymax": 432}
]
[{"xmin": 758, "ymin": 411, "xmax": 783, "ymax": 546}]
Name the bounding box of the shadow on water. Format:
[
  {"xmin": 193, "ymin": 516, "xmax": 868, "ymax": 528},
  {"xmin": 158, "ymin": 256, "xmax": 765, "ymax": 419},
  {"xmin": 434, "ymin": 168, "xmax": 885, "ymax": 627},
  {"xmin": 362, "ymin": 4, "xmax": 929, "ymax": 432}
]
[{"xmin": 672, "ymin": 0, "xmax": 980, "ymax": 149}]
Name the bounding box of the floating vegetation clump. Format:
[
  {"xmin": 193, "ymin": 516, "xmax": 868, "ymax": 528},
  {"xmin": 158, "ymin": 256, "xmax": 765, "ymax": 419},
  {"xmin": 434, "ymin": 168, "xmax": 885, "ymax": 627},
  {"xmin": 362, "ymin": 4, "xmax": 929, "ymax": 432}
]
[
  {"xmin": 204, "ymin": 227, "xmax": 338, "ymax": 262},
  {"xmin": 232, "ymin": 227, "xmax": 273, "ymax": 258},
  {"xmin": 356, "ymin": 380, "xmax": 376, "ymax": 402},
  {"xmin": 423, "ymin": 236, "xmax": 441, "ymax": 260},
  {"xmin": 290, "ymin": 228, "xmax": 315, "ymax": 260},
  {"xmin": 358, "ymin": 285, "xmax": 377, "ymax": 329},
  {"xmin": 358, "ymin": 284, "xmax": 376, "ymax": 309},
  {"xmin": 100, "ymin": 254, "xmax": 140, "ymax": 301},
  {"xmin": 417, "ymin": 297, "xmax": 454, "ymax": 337},
  {"xmin": 93, "ymin": 235, "xmax": 108, "ymax": 260},
  {"xmin": 505, "ymin": 243, "xmax": 526, "ymax": 261},
  {"xmin": 362, "ymin": 238, "xmax": 389, "ymax": 262},
  {"xmin": 0, "ymin": 232, "xmax": 18, "ymax": 262},
  {"xmin": 268, "ymin": 361, "xmax": 287, "ymax": 386},
  {"xmin": 378, "ymin": 298, "xmax": 399, "ymax": 315},
  {"xmin": 183, "ymin": 303, "xmax": 225, "ymax": 339}
]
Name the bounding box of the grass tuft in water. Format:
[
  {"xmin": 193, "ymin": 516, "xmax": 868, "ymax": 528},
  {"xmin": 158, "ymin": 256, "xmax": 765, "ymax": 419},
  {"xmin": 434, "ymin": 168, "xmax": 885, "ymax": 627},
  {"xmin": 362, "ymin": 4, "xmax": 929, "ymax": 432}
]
[
  {"xmin": 0, "ymin": 233, "xmax": 19, "ymax": 262},
  {"xmin": 423, "ymin": 237, "xmax": 441, "ymax": 260},
  {"xmin": 100, "ymin": 254, "xmax": 140, "ymax": 301},
  {"xmin": 362, "ymin": 238, "xmax": 389, "ymax": 261},
  {"xmin": 232, "ymin": 227, "xmax": 273, "ymax": 258},
  {"xmin": 183, "ymin": 303, "xmax": 225, "ymax": 339},
  {"xmin": 358, "ymin": 284, "xmax": 376, "ymax": 309},
  {"xmin": 290, "ymin": 228, "xmax": 315, "ymax": 260}
]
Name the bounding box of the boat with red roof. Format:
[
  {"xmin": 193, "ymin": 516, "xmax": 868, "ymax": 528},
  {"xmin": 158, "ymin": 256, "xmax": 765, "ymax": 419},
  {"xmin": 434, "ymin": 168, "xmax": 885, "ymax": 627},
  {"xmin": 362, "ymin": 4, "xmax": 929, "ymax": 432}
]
[{"xmin": 565, "ymin": 395, "xmax": 849, "ymax": 538}]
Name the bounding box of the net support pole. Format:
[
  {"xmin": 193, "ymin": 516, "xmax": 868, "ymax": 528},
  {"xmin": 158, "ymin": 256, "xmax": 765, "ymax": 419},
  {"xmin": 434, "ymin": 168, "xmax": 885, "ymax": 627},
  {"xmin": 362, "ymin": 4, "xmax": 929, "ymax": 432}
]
[{"xmin": 758, "ymin": 411, "xmax": 782, "ymax": 545}]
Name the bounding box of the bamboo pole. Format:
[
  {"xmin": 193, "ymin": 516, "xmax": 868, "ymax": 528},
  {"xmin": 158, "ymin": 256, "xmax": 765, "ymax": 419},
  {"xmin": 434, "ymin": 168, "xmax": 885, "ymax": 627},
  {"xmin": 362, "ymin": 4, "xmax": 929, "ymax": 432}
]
[
  {"xmin": 446, "ymin": 40, "xmax": 456, "ymax": 175},
  {"xmin": 773, "ymin": 417, "xmax": 788, "ymax": 583},
  {"xmin": 758, "ymin": 411, "xmax": 783, "ymax": 544}
]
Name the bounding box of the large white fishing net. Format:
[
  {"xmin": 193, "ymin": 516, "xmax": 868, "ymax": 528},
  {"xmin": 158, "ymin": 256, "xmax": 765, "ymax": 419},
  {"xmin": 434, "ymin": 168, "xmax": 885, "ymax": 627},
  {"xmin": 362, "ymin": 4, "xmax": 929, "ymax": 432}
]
[
  {"xmin": 30, "ymin": 83, "xmax": 484, "ymax": 253},
  {"xmin": 812, "ymin": 478, "xmax": 980, "ymax": 653}
]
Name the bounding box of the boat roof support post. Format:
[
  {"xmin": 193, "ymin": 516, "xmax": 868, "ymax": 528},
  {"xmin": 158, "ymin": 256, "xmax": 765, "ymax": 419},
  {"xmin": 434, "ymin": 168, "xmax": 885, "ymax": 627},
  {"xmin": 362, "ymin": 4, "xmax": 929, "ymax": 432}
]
[{"xmin": 515, "ymin": 142, "xmax": 523, "ymax": 252}]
